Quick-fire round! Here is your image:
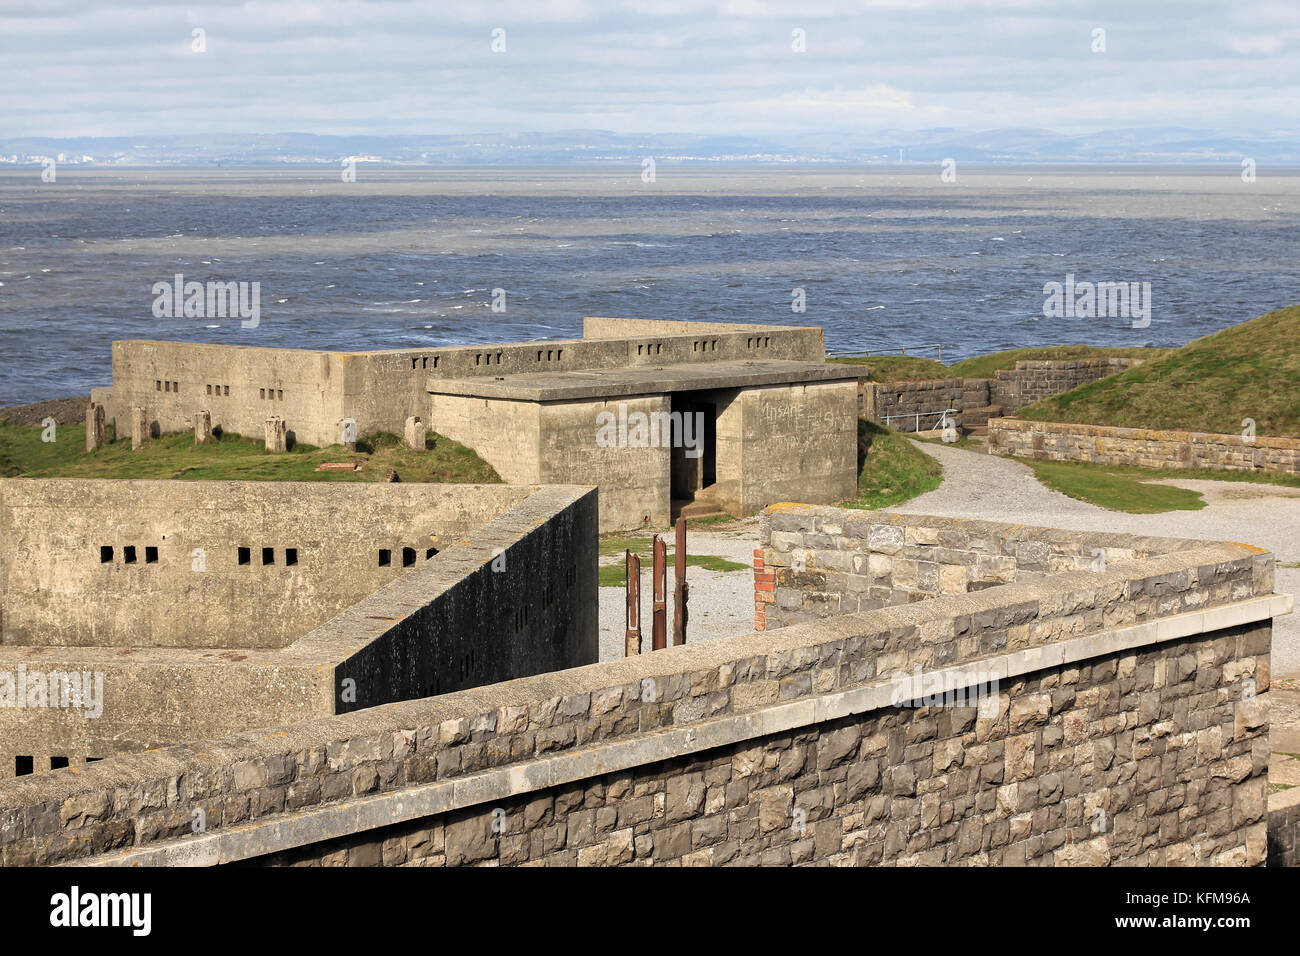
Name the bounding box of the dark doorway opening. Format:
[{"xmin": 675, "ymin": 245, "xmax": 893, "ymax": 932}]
[{"xmin": 670, "ymin": 393, "xmax": 721, "ymax": 521}]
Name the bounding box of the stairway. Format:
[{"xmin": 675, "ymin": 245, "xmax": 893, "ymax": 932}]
[
  {"xmin": 672, "ymin": 483, "xmax": 728, "ymax": 521},
  {"xmin": 959, "ymin": 404, "xmax": 1004, "ymax": 437}
]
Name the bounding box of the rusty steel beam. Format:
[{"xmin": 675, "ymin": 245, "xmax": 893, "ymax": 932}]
[
  {"xmin": 652, "ymin": 536, "xmax": 667, "ymax": 651},
  {"xmin": 625, "ymin": 550, "xmax": 641, "ymax": 656},
  {"xmin": 672, "ymin": 516, "xmax": 688, "ymax": 646}
]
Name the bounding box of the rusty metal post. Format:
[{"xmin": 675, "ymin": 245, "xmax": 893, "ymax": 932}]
[
  {"xmin": 652, "ymin": 536, "xmax": 667, "ymax": 650},
  {"xmin": 672, "ymin": 516, "xmax": 688, "ymax": 646},
  {"xmin": 625, "ymin": 550, "xmax": 641, "ymax": 656}
]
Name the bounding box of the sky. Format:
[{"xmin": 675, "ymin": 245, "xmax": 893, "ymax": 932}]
[{"xmin": 1, "ymin": 0, "xmax": 1297, "ymax": 138}]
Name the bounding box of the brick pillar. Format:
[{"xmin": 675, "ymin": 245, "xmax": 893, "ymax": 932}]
[
  {"xmin": 753, "ymin": 548, "xmax": 774, "ymax": 631},
  {"xmin": 194, "ymin": 409, "xmax": 212, "ymax": 445},
  {"xmin": 404, "ymin": 415, "xmax": 427, "ymax": 451},
  {"xmin": 130, "ymin": 406, "xmax": 149, "ymax": 450},
  {"xmin": 264, "ymin": 416, "xmax": 287, "ymax": 453},
  {"xmin": 85, "ymin": 401, "xmax": 105, "ymax": 452}
]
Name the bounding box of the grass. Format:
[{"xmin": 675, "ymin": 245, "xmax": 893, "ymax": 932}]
[
  {"xmin": 1269, "ymin": 783, "xmax": 1295, "ymax": 793},
  {"xmin": 1016, "ymin": 305, "xmax": 1300, "ymax": 437},
  {"xmin": 0, "ymin": 422, "xmax": 501, "ymax": 484},
  {"xmin": 1017, "ymin": 458, "xmax": 1207, "ymax": 513},
  {"xmin": 828, "ymin": 354, "xmax": 948, "ymax": 381},
  {"xmin": 846, "ymin": 420, "xmax": 943, "ymax": 510},
  {"xmin": 597, "ymin": 533, "xmax": 748, "ymax": 587}
]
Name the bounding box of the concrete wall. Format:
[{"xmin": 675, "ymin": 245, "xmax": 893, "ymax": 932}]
[
  {"xmin": 0, "ymin": 479, "xmax": 530, "ymax": 649},
  {"xmin": 738, "ymin": 382, "xmax": 858, "ymax": 514},
  {"xmin": 988, "ymin": 419, "xmax": 1300, "ymax": 476},
  {"xmin": 0, "ymin": 518, "xmax": 1282, "ymax": 867},
  {"xmin": 1267, "ymin": 788, "xmax": 1300, "ymax": 866},
  {"xmin": 98, "ymin": 320, "xmax": 828, "ymax": 448},
  {"xmin": 428, "ymin": 395, "xmax": 542, "ymax": 483},
  {"xmin": 0, "ymin": 484, "xmax": 599, "ymax": 778},
  {"xmin": 100, "ymin": 341, "xmax": 348, "ymax": 448}
]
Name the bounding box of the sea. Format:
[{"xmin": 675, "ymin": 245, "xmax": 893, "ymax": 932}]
[{"xmin": 1, "ymin": 165, "xmax": 1297, "ymax": 408}]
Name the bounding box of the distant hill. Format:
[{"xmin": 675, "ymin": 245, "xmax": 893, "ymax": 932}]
[
  {"xmin": 2, "ymin": 127, "xmax": 1298, "ymax": 166},
  {"xmin": 1015, "ymin": 306, "xmax": 1300, "ymax": 437}
]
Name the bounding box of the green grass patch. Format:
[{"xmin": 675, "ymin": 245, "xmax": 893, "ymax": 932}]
[
  {"xmin": 597, "ymin": 549, "xmax": 747, "ymax": 587},
  {"xmin": 828, "ymin": 354, "xmax": 948, "ymax": 381},
  {"xmin": 1016, "ymin": 305, "xmax": 1300, "ymax": 436},
  {"xmin": 846, "ymin": 420, "xmax": 943, "ymax": 510},
  {"xmin": 1017, "ymin": 458, "xmax": 1207, "ymax": 513},
  {"xmin": 0, "ymin": 421, "xmax": 500, "ymax": 484},
  {"xmin": 945, "ymin": 345, "xmax": 1165, "ymax": 380},
  {"xmin": 1269, "ymin": 783, "xmax": 1295, "ymax": 793}
]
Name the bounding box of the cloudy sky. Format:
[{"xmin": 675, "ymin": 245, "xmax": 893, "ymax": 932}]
[{"xmin": 2, "ymin": 0, "xmax": 1297, "ymax": 138}]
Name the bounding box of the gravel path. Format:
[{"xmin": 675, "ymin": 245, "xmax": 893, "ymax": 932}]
[
  {"xmin": 597, "ymin": 521, "xmax": 758, "ymax": 660},
  {"xmin": 893, "ymin": 440, "xmax": 1300, "ymax": 676}
]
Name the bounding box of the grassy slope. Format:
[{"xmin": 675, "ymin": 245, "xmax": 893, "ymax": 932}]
[
  {"xmin": 847, "ymin": 420, "xmax": 943, "ymax": 509},
  {"xmin": 0, "ymin": 423, "xmax": 501, "ymax": 483},
  {"xmin": 1016, "ymin": 305, "xmax": 1300, "ymax": 437}
]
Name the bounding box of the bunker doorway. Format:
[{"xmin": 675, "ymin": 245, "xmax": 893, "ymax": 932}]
[{"xmin": 669, "ymin": 394, "xmax": 720, "ymax": 521}]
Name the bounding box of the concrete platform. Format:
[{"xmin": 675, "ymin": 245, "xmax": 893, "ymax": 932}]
[{"xmin": 426, "ymin": 359, "xmax": 862, "ymax": 402}]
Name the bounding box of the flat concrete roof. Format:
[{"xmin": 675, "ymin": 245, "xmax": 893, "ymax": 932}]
[{"xmin": 425, "ymin": 360, "xmax": 862, "ymax": 401}]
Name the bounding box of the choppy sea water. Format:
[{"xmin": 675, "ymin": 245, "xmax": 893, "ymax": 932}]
[{"xmin": 1, "ymin": 165, "xmax": 1297, "ymax": 407}]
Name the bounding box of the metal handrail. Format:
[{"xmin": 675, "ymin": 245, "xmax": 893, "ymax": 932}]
[{"xmin": 881, "ymin": 408, "xmax": 958, "ymax": 432}]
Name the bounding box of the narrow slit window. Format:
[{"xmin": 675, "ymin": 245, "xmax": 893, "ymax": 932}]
[
  {"xmin": 426, "ymin": 547, "xmax": 438, "ymax": 559},
  {"xmin": 378, "ymin": 549, "xmax": 391, "ymax": 567},
  {"xmin": 14, "ymin": 756, "xmax": 33, "ymax": 776},
  {"xmin": 223, "ymin": 385, "xmax": 230, "ymax": 396},
  {"xmin": 402, "ymin": 547, "xmax": 416, "ymax": 567},
  {"xmin": 99, "ymin": 546, "xmax": 113, "ymax": 563},
  {"xmin": 145, "ymin": 546, "xmax": 158, "ymax": 564},
  {"xmin": 238, "ymin": 546, "xmax": 251, "ymax": 566},
  {"xmin": 50, "ymin": 756, "xmax": 69, "ymax": 770},
  {"xmin": 285, "ymin": 548, "xmax": 298, "ymax": 566},
  {"xmin": 262, "ymin": 547, "xmax": 274, "ymax": 566},
  {"xmin": 123, "ymin": 545, "xmax": 137, "ymax": 564}
]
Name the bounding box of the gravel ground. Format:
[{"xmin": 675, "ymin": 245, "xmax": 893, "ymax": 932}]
[
  {"xmin": 596, "ymin": 443, "xmax": 1300, "ymax": 679},
  {"xmin": 892, "ymin": 440, "xmax": 1300, "ymax": 677},
  {"xmin": 0, "ymin": 395, "xmax": 89, "ymax": 426},
  {"xmin": 597, "ymin": 520, "xmax": 759, "ymax": 660}
]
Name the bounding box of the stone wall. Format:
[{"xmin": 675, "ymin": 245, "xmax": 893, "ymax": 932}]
[
  {"xmin": 754, "ymin": 505, "xmax": 1210, "ymax": 631},
  {"xmin": 0, "ymin": 511, "xmax": 1284, "ymax": 867},
  {"xmin": 988, "ymin": 419, "xmax": 1300, "ymax": 476},
  {"xmin": 857, "ymin": 359, "xmax": 1143, "ymax": 431},
  {"xmin": 990, "ymin": 358, "xmax": 1142, "ymax": 412},
  {"xmin": 0, "ymin": 484, "xmax": 598, "ymax": 778},
  {"xmin": 1267, "ymin": 788, "xmax": 1300, "ymax": 866}
]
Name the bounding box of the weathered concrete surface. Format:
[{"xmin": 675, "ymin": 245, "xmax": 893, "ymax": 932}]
[{"xmin": 0, "ymin": 483, "xmax": 599, "ymax": 779}]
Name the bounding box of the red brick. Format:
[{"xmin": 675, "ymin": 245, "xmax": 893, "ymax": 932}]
[{"xmin": 755, "ymin": 581, "xmax": 775, "ymax": 593}]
